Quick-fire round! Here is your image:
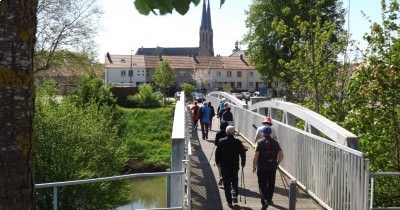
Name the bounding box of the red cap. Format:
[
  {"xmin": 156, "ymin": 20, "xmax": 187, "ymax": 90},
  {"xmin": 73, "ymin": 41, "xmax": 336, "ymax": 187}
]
[{"xmin": 262, "ymin": 116, "xmax": 272, "ymax": 125}]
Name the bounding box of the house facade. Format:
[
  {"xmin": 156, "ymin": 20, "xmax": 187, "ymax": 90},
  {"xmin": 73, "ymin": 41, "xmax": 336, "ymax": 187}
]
[{"xmin": 104, "ymin": 53, "xmax": 266, "ymax": 92}]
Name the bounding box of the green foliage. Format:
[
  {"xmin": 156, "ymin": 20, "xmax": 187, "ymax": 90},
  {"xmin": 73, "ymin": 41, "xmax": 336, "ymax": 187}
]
[
  {"xmin": 34, "ymin": 82, "xmax": 130, "ymax": 209},
  {"xmin": 344, "ymin": 0, "xmax": 400, "ymax": 206},
  {"xmin": 153, "ymin": 60, "xmax": 176, "ymax": 104},
  {"xmin": 244, "ymin": 0, "xmax": 345, "ymax": 107},
  {"xmin": 117, "ymin": 106, "xmax": 173, "ymax": 171},
  {"xmin": 69, "ymin": 73, "xmax": 116, "ymax": 108},
  {"xmin": 134, "ymin": 0, "xmax": 203, "ymax": 15},
  {"xmin": 181, "ymin": 83, "xmax": 196, "ymax": 98},
  {"xmin": 131, "ymin": 84, "xmax": 161, "ymax": 108}
]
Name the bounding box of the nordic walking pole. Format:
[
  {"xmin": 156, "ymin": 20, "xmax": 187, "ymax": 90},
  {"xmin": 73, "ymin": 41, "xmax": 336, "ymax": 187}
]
[{"xmin": 241, "ymin": 167, "xmax": 247, "ymax": 204}]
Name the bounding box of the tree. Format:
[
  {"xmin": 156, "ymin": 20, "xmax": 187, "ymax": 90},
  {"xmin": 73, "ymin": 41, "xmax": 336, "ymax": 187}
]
[
  {"xmin": 34, "ymin": 80, "xmax": 130, "ymax": 209},
  {"xmin": 35, "ymin": 0, "xmax": 102, "ymax": 71},
  {"xmin": 192, "ymin": 67, "xmax": 213, "ymax": 93},
  {"xmin": 344, "ymin": 0, "xmax": 400, "ymax": 206},
  {"xmin": 181, "ymin": 83, "xmax": 196, "ymax": 99},
  {"xmin": 132, "ymin": 84, "xmax": 161, "ymax": 108},
  {"xmin": 0, "ymin": 0, "xmax": 37, "ymax": 208},
  {"xmin": 243, "ymin": 0, "xmax": 345, "ymax": 107},
  {"xmin": 153, "ymin": 60, "xmax": 176, "ymax": 105}
]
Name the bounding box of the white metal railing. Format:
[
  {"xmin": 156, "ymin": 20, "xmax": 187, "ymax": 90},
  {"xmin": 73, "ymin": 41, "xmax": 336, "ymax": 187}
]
[
  {"xmin": 35, "ymin": 171, "xmax": 185, "ymax": 210},
  {"xmin": 206, "ymin": 93, "xmax": 370, "ymax": 210},
  {"xmin": 369, "ymin": 172, "xmax": 400, "ymax": 210},
  {"xmin": 35, "ymin": 91, "xmax": 192, "ymax": 210}
]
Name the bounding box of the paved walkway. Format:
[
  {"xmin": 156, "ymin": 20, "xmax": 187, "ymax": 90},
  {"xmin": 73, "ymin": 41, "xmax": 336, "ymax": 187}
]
[{"xmin": 190, "ymin": 116, "xmax": 324, "ymax": 210}]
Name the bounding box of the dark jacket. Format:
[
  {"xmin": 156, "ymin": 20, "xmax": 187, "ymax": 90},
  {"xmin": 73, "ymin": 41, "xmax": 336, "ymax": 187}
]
[
  {"xmin": 222, "ymin": 109, "xmax": 233, "ymax": 122},
  {"xmin": 214, "ymin": 130, "xmax": 226, "ymax": 146},
  {"xmin": 215, "ymin": 135, "xmax": 246, "ymax": 170}
]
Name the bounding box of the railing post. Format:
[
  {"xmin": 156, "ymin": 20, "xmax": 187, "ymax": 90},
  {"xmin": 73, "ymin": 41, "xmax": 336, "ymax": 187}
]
[
  {"xmin": 53, "ymin": 186, "xmax": 58, "ymax": 210},
  {"xmin": 289, "ymin": 179, "xmax": 296, "ymax": 210}
]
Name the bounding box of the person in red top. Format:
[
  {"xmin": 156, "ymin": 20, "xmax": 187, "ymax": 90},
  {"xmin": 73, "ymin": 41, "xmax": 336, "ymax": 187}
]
[{"xmin": 191, "ymin": 101, "xmax": 200, "ymax": 129}]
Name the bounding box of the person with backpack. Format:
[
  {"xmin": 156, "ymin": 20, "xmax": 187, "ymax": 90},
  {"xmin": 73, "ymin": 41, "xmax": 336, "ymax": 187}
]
[
  {"xmin": 215, "ymin": 126, "xmax": 246, "ymax": 208},
  {"xmin": 254, "ymin": 116, "xmax": 277, "ymax": 143},
  {"xmin": 199, "ymin": 101, "xmax": 211, "ymax": 140},
  {"xmin": 190, "ymin": 101, "xmax": 200, "ymax": 129},
  {"xmin": 252, "ymin": 126, "xmax": 284, "ymax": 210},
  {"xmin": 214, "ymin": 121, "xmax": 229, "ymax": 187}
]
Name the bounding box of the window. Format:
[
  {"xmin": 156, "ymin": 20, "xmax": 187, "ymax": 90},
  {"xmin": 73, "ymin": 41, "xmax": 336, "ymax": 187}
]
[
  {"xmin": 249, "ymin": 71, "xmax": 254, "ymax": 77},
  {"xmin": 237, "ymin": 82, "xmax": 242, "ymax": 88},
  {"xmin": 121, "ymin": 70, "xmax": 126, "ymax": 77},
  {"xmin": 227, "ymin": 71, "xmax": 232, "ymax": 77},
  {"xmin": 249, "ymin": 82, "xmax": 254, "ymax": 87},
  {"xmin": 217, "ymin": 71, "xmax": 221, "ymax": 77},
  {"xmin": 230, "ymin": 82, "xmax": 235, "ymax": 88},
  {"xmin": 179, "ymin": 71, "xmax": 185, "ymax": 78},
  {"xmin": 237, "ymin": 71, "xmax": 242, "ymax": 77}
]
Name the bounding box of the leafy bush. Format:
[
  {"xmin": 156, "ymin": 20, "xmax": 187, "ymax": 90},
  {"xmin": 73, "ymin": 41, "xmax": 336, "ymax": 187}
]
[
  {"xmin": 181, "ymin": 83, "xmax": 196, "ymax": 99},
  {"xmin": 34, "ymin": 80, "xmax": 131, "ymax": 209},
  {"xmin": 130, "ymin": 84, "xmax": 161, "ymax": 108}
]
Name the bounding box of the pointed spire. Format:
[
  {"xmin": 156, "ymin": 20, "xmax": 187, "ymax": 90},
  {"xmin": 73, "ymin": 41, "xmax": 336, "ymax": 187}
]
[
  {"xmin": 207, "ymin": 0, "xmax": 212, "ymax": 30},
  {"xmin": 200, "ymin": 0, "xmax": 207, "ymax": 29}
]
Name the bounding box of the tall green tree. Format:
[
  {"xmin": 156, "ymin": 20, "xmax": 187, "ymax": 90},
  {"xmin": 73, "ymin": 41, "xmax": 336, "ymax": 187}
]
[
  {"xmin": 243, "ymin": 0, "xmax": 345, "ymax": 108},
  {"xmin": 345, "ymin": 0, "xmax": 400, "ymax": 206},
  {"xmin": 153, "ymin": 60, "xmax": 176, "ymax": 104},
  {"xmin": 35, "ymin": 0, "xmax": 102, "ymax": 71},
  {"xmin": 0, "ymin": 1, "xmax": 37, "ymax": 208}
]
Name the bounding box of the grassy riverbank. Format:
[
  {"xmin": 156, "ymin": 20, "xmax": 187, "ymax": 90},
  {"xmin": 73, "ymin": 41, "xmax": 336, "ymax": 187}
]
[{"xmin": 117, "ymin": 106, "xmax": 174, "ymax": 172}]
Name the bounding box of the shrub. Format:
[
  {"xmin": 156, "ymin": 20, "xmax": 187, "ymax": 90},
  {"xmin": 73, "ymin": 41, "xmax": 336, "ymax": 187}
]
[{"xmin": 131, "ymin": 84, "xmax": 161, "ymax": 108}]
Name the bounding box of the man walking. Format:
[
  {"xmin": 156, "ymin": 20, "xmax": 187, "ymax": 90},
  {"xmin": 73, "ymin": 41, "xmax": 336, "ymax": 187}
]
[
  {"xmin": 215, "ymin": 126, "xmax": 246, "ymax": 208},
  {"xmin": 199, "ymin": 101, "xmax": 211, "ymax": 140},
  {"xmin": 253, "ymin": 127, "xmax": 284, "ymax": 210},
  {"xmin": 254, "ymin": 116, "xmax": 276, "ymax": 142}
]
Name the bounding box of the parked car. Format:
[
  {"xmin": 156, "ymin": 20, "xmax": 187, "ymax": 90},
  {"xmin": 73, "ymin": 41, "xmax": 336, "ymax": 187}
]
[
  {"xmin": 232, "ymin": 92, "xmax": 243, "ymax": 100},
  {"xmin": 191, "ymin": 92, "xmax": 205, "ymax": 103},
  {"xmin": 241, "ymin": 92, "xmax": 251, "ymax": 100},
  {"xmin": 251, "ymin": 91, "xmax": 260, "ymax": 97}
]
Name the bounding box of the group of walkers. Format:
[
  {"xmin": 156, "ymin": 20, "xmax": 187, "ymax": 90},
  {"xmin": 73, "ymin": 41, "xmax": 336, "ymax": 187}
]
[
  {"xmin": 191, "ymin": 98, "xmax": 284, "ymax": 210},
  {"xmin": 190, "ymin": 100, "xmax": 215, "ymax": 140}
]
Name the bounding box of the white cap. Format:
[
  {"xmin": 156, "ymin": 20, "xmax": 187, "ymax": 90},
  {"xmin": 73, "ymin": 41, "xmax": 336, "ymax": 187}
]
[{"xmin": 226, "ymin": 126, "xmax": 235, "ymax": 136}]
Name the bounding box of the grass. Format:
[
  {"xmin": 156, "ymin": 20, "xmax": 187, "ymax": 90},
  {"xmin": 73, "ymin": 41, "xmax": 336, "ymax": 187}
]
[{"xmin": 116, "ymin": 105, "xmax": 174, "ymax": 172}]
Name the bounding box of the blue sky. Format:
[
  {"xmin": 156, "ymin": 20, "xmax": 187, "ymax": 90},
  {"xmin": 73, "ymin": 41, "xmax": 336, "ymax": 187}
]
[{"xmin": 96, "ymin": 0, "xmax": 382, "ymax": 62}]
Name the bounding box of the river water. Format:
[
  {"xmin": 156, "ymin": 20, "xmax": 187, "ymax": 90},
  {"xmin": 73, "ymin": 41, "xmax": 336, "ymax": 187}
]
[{"xmin": 117, "ymin": 176, "xmax": 167, "ymax": 210}]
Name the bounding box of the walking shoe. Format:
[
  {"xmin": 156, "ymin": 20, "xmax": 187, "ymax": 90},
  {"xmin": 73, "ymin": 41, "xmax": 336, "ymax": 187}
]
[
  {"xmin": 268, "ymin": 200, "xmax": 274, "ymax": 205},
  {"xmin": 233, "ymin": 197, "xmax": 238, "ymax": 203},
  {"xmin": 218, "ymin": 178, "xmax": 223, "ymax": 186},
  {"xmin": 227, "ymin": 202, "xmax": 234, "ymax": 208},
  {"xmin": 261, "ymin": 203, "xmax": 268, "ymax": 210}
]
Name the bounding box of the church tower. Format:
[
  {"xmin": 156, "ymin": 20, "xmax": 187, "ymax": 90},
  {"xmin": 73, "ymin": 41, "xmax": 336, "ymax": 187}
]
[{"xmin": 198, "ymin": 0, "xmax": 214, "ymax": 56}]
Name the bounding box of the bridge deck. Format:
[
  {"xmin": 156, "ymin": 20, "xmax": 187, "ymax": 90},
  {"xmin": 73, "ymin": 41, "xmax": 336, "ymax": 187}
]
[{"xmin": 190, "ymin": 118, "xmax": 324, "ymax": 210}]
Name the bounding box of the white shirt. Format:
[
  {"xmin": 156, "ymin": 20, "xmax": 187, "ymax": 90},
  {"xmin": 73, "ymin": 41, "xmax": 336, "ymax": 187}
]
[{"xmin": 255, "ymin": 125, "xmax": 277, "ymax": 142}]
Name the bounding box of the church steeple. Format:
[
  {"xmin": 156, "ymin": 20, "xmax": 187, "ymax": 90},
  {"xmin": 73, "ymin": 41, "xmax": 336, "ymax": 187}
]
[{"xmin": 199, "ymin": 0, "xmax": 214, "ymax": 56}]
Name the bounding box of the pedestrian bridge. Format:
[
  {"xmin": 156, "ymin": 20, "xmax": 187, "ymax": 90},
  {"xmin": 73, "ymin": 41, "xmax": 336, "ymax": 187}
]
[
  {"xmin": 171, "ymin": 91, "xmax": 370, "ymax": 210},
  {"xmin": 35, "ymin": 91, "xmax": 374, "ymax": 210}
]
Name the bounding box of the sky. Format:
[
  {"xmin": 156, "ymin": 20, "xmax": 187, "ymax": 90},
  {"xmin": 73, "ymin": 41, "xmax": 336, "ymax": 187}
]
[{"xmin": 96, "ymin": 0, "xmax": 382, "ymax": 63}]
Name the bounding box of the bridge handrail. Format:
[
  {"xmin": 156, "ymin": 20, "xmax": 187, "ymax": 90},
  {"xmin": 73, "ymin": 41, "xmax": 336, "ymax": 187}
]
[
  {"xmin": 206, "ymin": 92, "xmax": 369, "ymax": 210},
  {"xmin": 369, "ymin": 172, "xmax": 400, "ymax": 210},
  {"xmin": 207, "ymin": 91, "xmax": 247, "ymax": 109},
  {"xmin": 250, "ymin": 100, "xmax": 359, "ymax": 148}
]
